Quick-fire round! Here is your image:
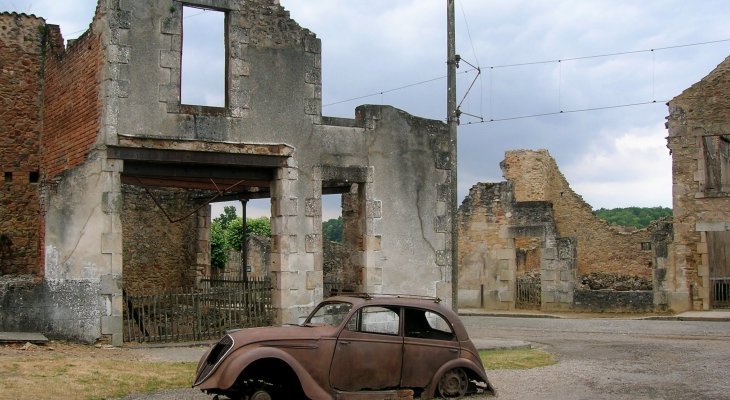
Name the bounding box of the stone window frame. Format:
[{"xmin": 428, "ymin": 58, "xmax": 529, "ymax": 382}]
[
  {"xmin": 179, "ymin": 4, "xmax": 228, "ymax": 112},
  {"xmin": 700, "ymin": 134, "xmax": 730, "ymax": 197},
  {"xmin": 161, "ymin": 0, "xmax": 251, "ymax": 119}
]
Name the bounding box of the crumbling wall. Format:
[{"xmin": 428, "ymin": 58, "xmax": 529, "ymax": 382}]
[
  {"xmin": 502, "ymin": 150, "xmax": 654, "ymax": 279},
  {"xmin": 0, "ymin": 13, "xmax": 45, "ymax": 275},
  {"xmin": 459, "ymin": 150, "xmax": 668, "ymax": 312},
  {"xmin": 224, "ymin": 235, "xmax": 271, "ymax": 278},
  {"xmin": 457, "ymin": 181, "xmax": 575, "ymax": 310},
  {"xmin": 666, "ymin": 55, "xmax": 730, "ymax": 311}
]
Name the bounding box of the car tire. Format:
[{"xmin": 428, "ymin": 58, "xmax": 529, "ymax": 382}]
[
  {"xmin": 437, "ymin": 367, "xmax": 469, "ymax": 398},
  {"xmin": 249, "ymin": 389, "xmax": 273, "ymax": 400}
]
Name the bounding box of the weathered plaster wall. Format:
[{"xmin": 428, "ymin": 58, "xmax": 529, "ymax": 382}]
[
  {"xmin": 1, "ymin": 0, "xmax": 453, "ymax": 343},
  {"xmin": 666, "ymin": 55, "xmax": 730, "ymax": 311},
  {"xmin": 0, "ymin": 13, "xmax": 44, "ymax": 276},
  {"xmin": 502, "ymin": 150, "xmax": 654, "ymax": 278}
]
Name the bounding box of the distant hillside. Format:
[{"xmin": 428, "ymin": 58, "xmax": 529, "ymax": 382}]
[{"xmin": 593, "ymin": 207, "xmax": 672, "ymax": 229}]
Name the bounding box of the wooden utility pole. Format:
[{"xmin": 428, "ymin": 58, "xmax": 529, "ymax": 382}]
[{"xmin": 447, "ymin": 0, "xmax": 458, "ymax": 311}]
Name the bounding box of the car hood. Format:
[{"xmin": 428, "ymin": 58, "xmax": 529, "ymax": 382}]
[{"xmin": 227, "ymin": 324, "xmax": 338, "ymax": 347}]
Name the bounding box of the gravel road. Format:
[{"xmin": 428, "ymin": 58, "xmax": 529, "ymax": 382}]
[{"xmin": 117, "ymin": 316, "xmax": 730, "ymax": 400}]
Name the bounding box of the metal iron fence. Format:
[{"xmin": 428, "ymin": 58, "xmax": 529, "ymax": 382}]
[
  {"xmin": 123, "ymin": 276, "xmax": 272, "ymax": 343},
  {"xmin": 711, "ymin": 278, "xmax": 730, "ymax": 309},
  {"xmin": 516, "ymin": 276, "xmax": 541, "ymax": 309}
]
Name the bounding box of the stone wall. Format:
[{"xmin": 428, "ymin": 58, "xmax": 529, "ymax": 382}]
[
  {"xmin": 502, "ymin": 150, "xmax": 654, "ymax": 278},
  {"xmin": 0, "ymin": 13, "xmax": 45, "ymax": 275},
  {"xmin": 459, "ymin": 150, "xmax": 667, "ymax": 312},
  {"xmin": 121, "ymin": 185, "xmax": 198, "ymax": 294},
  {"xmin": 666, "ymin": 55, "xmax": 730, "ymax": 311}
]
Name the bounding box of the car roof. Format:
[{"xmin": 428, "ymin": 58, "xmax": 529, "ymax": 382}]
[{"xmin": 322, "ymin": 293, "xmax": 470, "ymax": 339}]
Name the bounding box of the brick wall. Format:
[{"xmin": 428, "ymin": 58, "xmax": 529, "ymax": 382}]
[
  {"xmin": 502, "ymin": 150, "xmax": 654, "ymax": 278},
  {"xmin": 0, "ymin": 13, "xmax": 45, "ymax": 275},
  {"xmin": 41, "ymin": 23, "xmax": 103, "ymax": 180}
]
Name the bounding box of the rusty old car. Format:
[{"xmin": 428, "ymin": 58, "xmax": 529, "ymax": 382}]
[{"xmin": 193, "ymin": 293, "xmax": 495, "ymax": 399}]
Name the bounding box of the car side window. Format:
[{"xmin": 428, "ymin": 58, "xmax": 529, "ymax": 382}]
[
  {"xmin": 346, "ymin": 306, "xmax": 400, "ymax": 335},
  {"xmin": 404, "ymin": 308, "xmax": 455, "ymax": 341}
]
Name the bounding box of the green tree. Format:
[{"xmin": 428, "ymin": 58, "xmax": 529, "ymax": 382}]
[
  {"xmin": 594, "ymin": 207, "xmax": 672, "ymax": 229},
  {"xmin": 213, "ymin": 205, "xmax": 238, "ymax": 229},
  {"xmin": 225, "ymin": 217, "xmax": 272, "ymax": 251},
  {"xmin": 322, "ymin": 217, "xmax": 343, "ymax": 243},
  {"xmin": 210, "ymin": 220, "xmax": 227, "ymax": 269}
]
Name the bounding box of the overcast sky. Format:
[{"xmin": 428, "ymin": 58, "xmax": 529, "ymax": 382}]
[{"xmin": 4, "ymin": 0, "xmax": 730, "ymax": 219}]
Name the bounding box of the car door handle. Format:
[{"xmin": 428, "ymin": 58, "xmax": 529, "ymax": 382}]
[
  {"xmin": 339, "ymin": 341, "xmax": 350, "ymax": 345},
  {"xmin": 449, "ymin": 349, "xmax": 458, "ymax": 353}
]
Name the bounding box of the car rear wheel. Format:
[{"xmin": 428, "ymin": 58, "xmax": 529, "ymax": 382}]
[
  {"xmin": 438, "ymin": 368, "xmax": 469, "ymax": 398},
  {"xmin": 249, "ymin": 389, "xmax": 273, "ymax": 400}
]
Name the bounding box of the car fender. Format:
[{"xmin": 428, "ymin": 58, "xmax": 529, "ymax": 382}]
[
  {"xmin": 213, "ymin": 345, "xmax": 333, "ymax": 400},
  {"xmin": 420, "ymin": 357, "xmax": 495, "ymax": 399}
]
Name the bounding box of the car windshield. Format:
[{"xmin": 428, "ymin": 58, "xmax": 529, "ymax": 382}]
[{"xmin": 304, "ymin": 301, "xmax": 353, "ymax": 327}]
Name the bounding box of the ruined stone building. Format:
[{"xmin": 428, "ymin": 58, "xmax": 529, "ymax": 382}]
[
  {"xmin": 458, "ymin": 150, "xmax": 666, "ymax": 312},
  {"xmin": 666, "ymin": 55, "xmax": 730, "ymax": 311},
  {"xmin": 0, "ymin": 0, "xmax": 454, "ymax": 345}
]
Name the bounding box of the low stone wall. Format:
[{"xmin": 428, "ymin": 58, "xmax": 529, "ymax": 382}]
[
  {"xmin": 573, "ymin": 289, "xmax": 654, "ymax": 313},
  {"xmin": 0, "ymin": 275, "xmax": 104, "ymax": 342}
]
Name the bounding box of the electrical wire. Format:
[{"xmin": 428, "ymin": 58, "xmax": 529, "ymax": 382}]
[
  {"xmin": 461, "ymin": 100, "xmax": 667, "ymax": 125},
  {"xmin": 323, "ymin": 37, "xmax": 730, "ymax": 109}
]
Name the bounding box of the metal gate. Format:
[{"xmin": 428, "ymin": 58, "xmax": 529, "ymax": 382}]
[
  {"xmin": 516, "ymin": 274, "xmax": 541, "ymax": 309},
  {"xmin": 708, "ymin": 231, "xmax": 730, "ymax": 309}
]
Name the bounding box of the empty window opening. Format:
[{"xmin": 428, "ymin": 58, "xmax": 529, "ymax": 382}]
[
  {"xmin": 181, "ymin": 6, "xmax": 226, "ymax": 107},
  {"xmin": 29, "ymin": 171, "xmax": 39, "ymax": 183},
  {"xmin": 210, "ymin": 198, "xmax": 271, "ymax": 280},
  {"xmin": 703, "ymin": 135, "xmax": 730, "ymax": 194},
  {"xmin": 4, "ymin": 172, "xmax": 12, "ymax": 183},
  {"xmin": 322, "ymin": 193, "xmax": 344, "ymax": 296},
  {"xmin": 322, "ymin": 183, "xmax": 366, "ymax": 296}
]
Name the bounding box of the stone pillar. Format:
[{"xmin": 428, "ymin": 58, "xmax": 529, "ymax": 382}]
[
  {"xmin": 270, "ymin": 165, "xmax": 313, "ymax": 325},
  {"xmin": 541, "ymin": 237, "xmax": 576, "ymax": 311}
]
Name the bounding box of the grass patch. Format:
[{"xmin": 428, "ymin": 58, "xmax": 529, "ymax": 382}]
[
  {"xmin": 0, "ymin": 353, "xmax": 196, "ymax": 400},
  {"xmin": 479, "ymin": 348, "xmax": 556, "ymax": 370}
]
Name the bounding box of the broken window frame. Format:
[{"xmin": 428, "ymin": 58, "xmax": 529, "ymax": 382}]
[{"xmin": 702, "ymin": 134, "xmax": 730, "ymax": 196}]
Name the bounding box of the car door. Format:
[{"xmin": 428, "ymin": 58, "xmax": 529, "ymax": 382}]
[
  {"xmin": 329, "ymin": 305, "xmax": 403, "ymax": 391},
  {"xmin": 401, "ymin": 307, "xmax": 460, "ymax": 388}
]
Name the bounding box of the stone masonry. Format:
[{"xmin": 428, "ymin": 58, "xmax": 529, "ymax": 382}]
[
  {"xmin": 665, "ymin": 55, "xmax": 730, "ymax": 311},
  {"xmin": 459, "ymin": 150, "xmax": 663, "ymax": 312},
  {"xmin": 0, "ymin": 1, "xmax": 454, "ymax": 344}
]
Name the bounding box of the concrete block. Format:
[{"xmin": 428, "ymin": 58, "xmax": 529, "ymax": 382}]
[
  {"xmin": 160, "ymin": 50, "xmax": 180, "ymax": 68},
  {"xmin": 696, "ymin": 221, "xmax": 728, "ymax": 232},
  {"xmin": 366, "ymin": 200, "xmax": 382, "ymax": 219},
  {"xmin": 542, "ymin": 291, "xmax": 556, "ymax": 303},
  {"xmin": 367, "ymin": 235, "xmax": 382, "ymax": 251},
  {"xmin": 542, "ymin": 248, "xmax": 556, "ymax": 260},
  {"xmin": 305, "ymin": 198, "xmax": 321, "ymax": 217},
  {"xmin": 560, "ymin": 270, "xmax": 574, "ymax": 282},
  {"xmin": 101, "ymin": 315, "xmax": 122, "ymax": 336},
  {"xmin": 100, "ymin": 274, "xmax": 121, "ymax": 295},
  {"xmin": 305, "ymin": 234, "xmax": 321, "ymax": 253},
  {"xmin": 306, "ymin": 270, "xmax": 323, "ymax": 290},
  {"xmin": 101, "ymin": 233, "xmax": 122, "ymax": 254},
  {"xmin": 102, "ymin": 192, "xmax": 122, "ymax": 214}
]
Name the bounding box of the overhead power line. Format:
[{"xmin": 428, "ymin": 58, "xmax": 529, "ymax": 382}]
[
  {"xmin": 323, "ymin": 37, "xmax": 730, "ymax": 110},
  {"xmin": 462, "ymin": 100, "xmax": 668, "ymax": 125}
]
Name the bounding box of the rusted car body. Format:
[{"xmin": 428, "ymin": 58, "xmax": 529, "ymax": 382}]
[{"xmin": 193, "ymin": 294, "xmax": 495, "ymax": 399}]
